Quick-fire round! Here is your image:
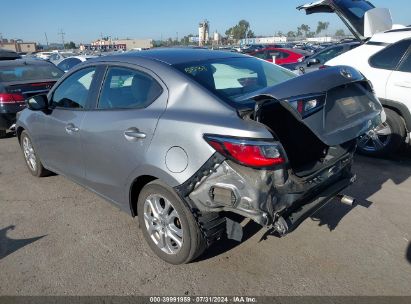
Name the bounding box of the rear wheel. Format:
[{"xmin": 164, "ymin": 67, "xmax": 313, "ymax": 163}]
[
  {"xmin": 357, "ymin": 108, "xmax": 406, "ymax": 157},
  {"xmin": 137, "ymin": 181, "xmax": 207, "ymax": 264},
  {"xmin": 0, "ymin": 130, "xmax": 6, "ymax": 138},
  {"xmin": 20, "ymin": 131, "xmax": 50, "ymax": 177}
]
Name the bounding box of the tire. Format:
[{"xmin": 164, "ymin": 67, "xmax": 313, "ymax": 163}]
[
  {"xmin": 357, "ymin": 108, "xmax": 406, "ymax": 157},
  {"xmin": 0, "ymin": 130, "xmax": 6, "ymax": 138},
  {"xmin": 20, "ymin": 131, "xmax": 50, "ymax": 177},
  {"xmin": 137, "ymin": 180, "xmax": 208, "ymax": 264}
]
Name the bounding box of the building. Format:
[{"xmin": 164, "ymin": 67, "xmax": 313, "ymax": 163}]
[
  {"xmin": 83, "ymin": 38, "xmax": 153, "ymax": 51},
  {"xmin": 0, "ymin": 39, "xmax": 37, "ymax": 53},
  {"xmin": 240, "ymin": 36, "xmax": 288, "ymax": 46},
  {"xmin": 198, "ymin": 20, "xmax": 209, "ymax": 46},
  {"xmin": 213, "ymin": 31, "xmax": 221, "ymax": 45}
]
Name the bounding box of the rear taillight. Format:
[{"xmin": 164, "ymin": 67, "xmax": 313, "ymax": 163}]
[
  {"xmin": 0, "ymin": 93, "xmax": 25, "ymax": 104},
  {"xmin": 319, "ymin": 65, "xmax": 329, "ymax": 69},
  {"xmin": 287, "ymin": 94, "xmax": 326, "ymax": 118},
  {"xmin": 205, "ymin": 135, "xmax": 286, "ymax": 168}
]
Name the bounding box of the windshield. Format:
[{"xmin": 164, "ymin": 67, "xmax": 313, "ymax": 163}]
[
  {"xmin": 0, "ymin": 64, "xmax": 64, "ymax": 82},
  {"xmin": 174, "ymin": 57, "xmax": 296, "ymax": 105}
]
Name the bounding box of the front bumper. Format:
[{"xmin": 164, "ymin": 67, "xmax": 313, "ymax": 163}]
[{"xmin": 176, "ymin": 152, "xmax": 355, "ymax": 228}]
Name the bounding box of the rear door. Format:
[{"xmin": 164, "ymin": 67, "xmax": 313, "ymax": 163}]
[
  {"xmin": 81, "ymin": 64, "xmax": 167, "ymax": 205},
  {"xmin": 368, "ymin": 39, "xmax": 411, "ymax": 100},
  {"xmin": 40, "ymin": 67, "xmax": 97, "ymax": 182},
  {"xmin": 386, "ymin": 45, "xmax": 411, "ymax": 109}
]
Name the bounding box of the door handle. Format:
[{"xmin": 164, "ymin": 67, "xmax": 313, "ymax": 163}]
[
  {"xmin": 394, "ymin": 81, "xmax": 411, "ymax": 89},
  {"xmin": 65, "ymin": 123, "xmax": 79, "ymax": 134},
  {"xmin": 124, "ymin": 128, "xmax": 146, "ymax": 141}
]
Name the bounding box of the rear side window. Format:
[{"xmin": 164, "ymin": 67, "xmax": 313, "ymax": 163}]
[
  {"xmin": 398, "ymin": 50, "xmax": 411, "ymax": 73},
  {"xmin": 51, "ymin": 67, "xmax": 96, "ymax": 109},
  {"xmin": 252, "ymin": 51, "xmax": 266, "ymax": 59},
  {"xmin": 369, "ymin": 40, "xmax": 411, "ymax": 70},
  {"xmin": 98, "ymin": 67, "xmax": 163, "ymax": 109},
  {"xmin": 57, "ymin": 58, "xmax": 81, "ymax": 72},
  {"xmin": 314, "ymin": 46, "xmax": 344, "ymax": 63}
]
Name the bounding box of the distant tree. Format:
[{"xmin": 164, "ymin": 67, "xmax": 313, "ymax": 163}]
[
  {"xmin": 225, "ymin": 20, "xmax": 252, "ymax": 40},
  {"xmin": 64, "ymin": 41, "xmax": 76, "ymax": 49},
  {"xmin": 316, "ymin": 21, "xmax": 330, "ymax": 35},
  {"xmin": 297, "ymin": 24, "xmax": 310, "ymax": 37},
  {"xmin": 287, "ymin": 31, "xmax": 296, "ymax": 38},
  {"xmin": 335, "ymin": 29, "xmax": 346, "ymax": 37},
  {"xmin": 277, "ymin": 31, "xmax": 284, "ymax": 37},
  {"xmin": 306, "ymin": 31, "xmax": 316, "ymax": 38}
]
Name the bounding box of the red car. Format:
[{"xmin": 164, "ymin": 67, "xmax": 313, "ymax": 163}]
[{"xmin": 250, "ymin": 48, "xmax": 310, "ymax": 65}]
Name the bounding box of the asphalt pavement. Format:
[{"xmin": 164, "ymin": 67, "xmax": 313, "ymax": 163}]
[{"xmin": 1, "ymin": 134, "xmax": 410, "ymax": 296}]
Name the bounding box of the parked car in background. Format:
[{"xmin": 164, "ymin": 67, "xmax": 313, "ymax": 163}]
[
  {"xmin": 48, "ymin": 52, "xmax": 76, "ymax": 65},
  {"xmin": 283, "ymin": 42, "xmax": 360, "ymax": 73},
  {"xmin": 16, "ymin": 49, "xmax": 383, "ymax": 264},
  {"xmin": 298, "ymin": 0, "xmax": 411, "ymax": 156},
  {"xmin": 249, "ymin": 48, "xmax": 311, "ymax": 65},
  {"xmin": 57, "ymin": 55, "xmax": 97, "ymax": 72},
  {"xmin": 0, "ymin": 59, "xmax": 63, "ymax": 138},
  {"xmin": 35, "ymin": 52, "xmax": 53, "ymax": 60},
  {"xmin": 0, "ymin": 49, "xmax": 21, "ymax": 61}
]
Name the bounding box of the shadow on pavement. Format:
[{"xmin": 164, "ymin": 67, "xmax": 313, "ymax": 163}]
[
  {"xmin": 0, "ymin": 225, "xmax": 46, "ymax": 260},
  {"xmin": 310, "ymin": 154, "xmax": 411, "ymax": 231},
  {"xmin": 407, "ymin": 242, "xmax": 411, "ymax": 265}
]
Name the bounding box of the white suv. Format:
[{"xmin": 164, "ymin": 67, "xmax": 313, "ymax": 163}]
[
  {"xmin": 327, "ymin": 32, "xmax": 411, "ymax": 156},
  {"xmin": 298, "ymin": 0, "xmax": 411, "ymax": 156}
]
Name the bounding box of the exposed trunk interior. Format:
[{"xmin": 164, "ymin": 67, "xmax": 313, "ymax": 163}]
[{"xmin": 258, "ymin": 102, "xmax": 356, "ymax": 177}]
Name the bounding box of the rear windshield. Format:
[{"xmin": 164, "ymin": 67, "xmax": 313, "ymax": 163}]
[
  {"xmin": 173, "ymin": 57, "xmax": 296, "ymax": 104},
  {"xmin": 336, "ymin": 0, "xmax": 375, "ymax": 36},
  {"xmin": 0, "ymin": 64, "xmax": 64, "ymax": 82}
]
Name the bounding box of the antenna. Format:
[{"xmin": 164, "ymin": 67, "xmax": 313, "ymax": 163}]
[{"xmin": 58, "ymin": 28, "xmax": 66, "ymax": 49}]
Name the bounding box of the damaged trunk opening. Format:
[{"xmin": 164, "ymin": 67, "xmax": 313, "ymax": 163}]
[{"xmin": 257, "ymin": 100, "xmax": 357, "ymax": 177}]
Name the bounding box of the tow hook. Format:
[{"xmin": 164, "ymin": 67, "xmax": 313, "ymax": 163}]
[
  {"xmin": 273, "ymin": 217, "xmax": 288, "ymax": 236},
  {"xmin": 337, "ymin": 194, "xmax": 356, "ymax": 206}
]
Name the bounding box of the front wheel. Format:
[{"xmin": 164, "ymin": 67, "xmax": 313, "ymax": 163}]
[
  {"xmin": 357, "ymin": 108, "xmax": 406, "ymax": 157},
  {"xmin": 20, "ymin": 131, "xmax": 50, "ymax": 177},
  {"xmin": 137, "ymin": 180, "xmax": 207, "ymax": 264}
]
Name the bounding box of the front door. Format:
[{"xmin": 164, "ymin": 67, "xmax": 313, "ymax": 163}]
[{"xmin": 41, "ymin": 67, "xmax": 97, "ymax": 182}]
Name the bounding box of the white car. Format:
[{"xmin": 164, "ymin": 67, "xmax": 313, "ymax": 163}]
[
  {"xmin": 299, "ymin": 0, "xmax": 411, "ymax": 156},
  {"xmin": 56, "ymin": 55, "xmax": 98, "ymax": 72}
]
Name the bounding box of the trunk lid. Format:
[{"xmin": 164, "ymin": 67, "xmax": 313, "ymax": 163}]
[
  {"xmin": 240, "ymin": 66, "xmax": 384, "ymax": 147},
  {"xmin": 297, "ymin": 0, "xmax": 393, "ymax": 40},
  {"xmin": 4, "ymin": 80, "xmax": 56, "ymax": 99}
]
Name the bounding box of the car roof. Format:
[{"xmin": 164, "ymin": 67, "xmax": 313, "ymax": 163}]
[
  {"xmin": 370, "ymin": 30, "xmax": 411, "ymax": 44},
  {"xmin": 0, "ymin": 59, "xmax": 54, "ymax": 67},
  {"xmin": 94, "ymin": 48, "xmax": 245, "ymax": 65}
]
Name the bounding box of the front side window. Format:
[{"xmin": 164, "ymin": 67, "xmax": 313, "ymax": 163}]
[
  {"xmin": 369, "ymin": 40, "xmax": 411, "ymax": 70},
  {"xmin": 314, "ymin": 46, "xmax": 344, "ymax": 63},
  {"xmin": 252, "ymin": 51, "xmax": 266, "ymax": 59},
  {"xmin": 98, "ymin": 67, "xmax": 163, "ymax": 109},
  {"xmin": 51, "ymin": 67, "xmax": 95, "ymax": 109},
  {"xmin": 174, "ymin": 57, "xmax": 296, "ymax": 105}
]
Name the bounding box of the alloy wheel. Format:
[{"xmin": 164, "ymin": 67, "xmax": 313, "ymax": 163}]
[
  {"xmin": 357, "ymin": 122, "xmax": 392, "ymax": 152},
  {"xmin": 143, "ymin": 194, "xmax": 183, "ymax": 255},
  {"xmin": 22, "ymin": 136, "xmax": 37, "ymax": 172}
]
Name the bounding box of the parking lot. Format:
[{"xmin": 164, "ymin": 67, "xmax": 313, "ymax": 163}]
[{"xmin": 0, "ymin": 134, "xmax": 410, "ymax": 295}]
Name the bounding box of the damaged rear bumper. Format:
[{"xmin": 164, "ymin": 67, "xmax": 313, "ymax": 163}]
[{"xmin": 176, "ymin": 152, "xmax": 355, "ymax": 233}]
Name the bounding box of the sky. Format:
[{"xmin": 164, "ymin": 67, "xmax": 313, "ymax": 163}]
[{"xmin": 1, "ymin": 0, "xmax": 410, "ymax": 44}]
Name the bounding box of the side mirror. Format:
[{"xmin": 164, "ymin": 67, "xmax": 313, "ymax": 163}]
[
  {"xmin": 307, "ymin": 58, "xmax": 320, "ymax": 67},
  {"xmin": 27, "ymin": 94, "xmax": 49, "ymax": 111}
]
